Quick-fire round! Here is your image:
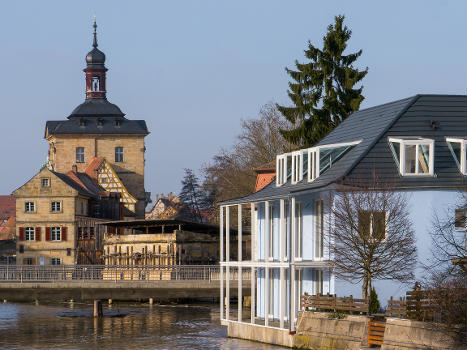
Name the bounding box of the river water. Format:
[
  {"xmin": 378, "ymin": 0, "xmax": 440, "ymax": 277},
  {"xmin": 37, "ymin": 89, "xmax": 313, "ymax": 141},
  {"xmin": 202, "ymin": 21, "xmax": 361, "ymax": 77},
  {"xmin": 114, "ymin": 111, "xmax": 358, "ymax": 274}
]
[{"xmin": 0, "ymin": 301, "xmax": 285, "ymax": 350}]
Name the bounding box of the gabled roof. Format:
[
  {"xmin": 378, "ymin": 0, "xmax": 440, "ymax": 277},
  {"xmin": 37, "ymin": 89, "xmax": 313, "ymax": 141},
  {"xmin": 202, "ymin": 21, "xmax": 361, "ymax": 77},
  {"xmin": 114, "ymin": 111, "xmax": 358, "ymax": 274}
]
[
  {"xmin": 0, "ymin": 195, "xmax": 15, "ymax": 221},
  {"xmin": 219, "ymin": 94, "xmax": 467, "ymax": 205}
]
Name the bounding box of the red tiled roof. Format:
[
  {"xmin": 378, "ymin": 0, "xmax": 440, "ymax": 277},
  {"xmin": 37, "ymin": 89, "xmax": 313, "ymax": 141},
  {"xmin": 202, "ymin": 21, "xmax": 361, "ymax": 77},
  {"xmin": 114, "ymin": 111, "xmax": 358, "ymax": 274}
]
[
  {"xmin": 255, "ymin": 173, "xmax": 276, "ymax": 192},
  {"xmin": 85, "ymin": 157, "xmax": 105, "ymax": 179},
  {"xmin": 0, "ymin": 195, "xmax": 15, "ymax": 220}
]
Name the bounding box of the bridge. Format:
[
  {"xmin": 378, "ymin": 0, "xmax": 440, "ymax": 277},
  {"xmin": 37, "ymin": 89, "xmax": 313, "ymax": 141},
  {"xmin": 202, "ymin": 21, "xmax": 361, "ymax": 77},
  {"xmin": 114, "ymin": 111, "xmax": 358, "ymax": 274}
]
[{"xmin": 0, "ymin": 265, "xmax": 250, "ymax": 302}]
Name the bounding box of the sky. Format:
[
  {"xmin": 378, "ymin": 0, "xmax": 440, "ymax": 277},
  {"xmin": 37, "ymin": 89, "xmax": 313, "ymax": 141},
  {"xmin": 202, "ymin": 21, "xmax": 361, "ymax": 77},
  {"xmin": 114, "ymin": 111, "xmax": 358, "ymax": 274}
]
[{"xmin": 0, "ymin": 1, "xmax": 465, "ymax": 202}]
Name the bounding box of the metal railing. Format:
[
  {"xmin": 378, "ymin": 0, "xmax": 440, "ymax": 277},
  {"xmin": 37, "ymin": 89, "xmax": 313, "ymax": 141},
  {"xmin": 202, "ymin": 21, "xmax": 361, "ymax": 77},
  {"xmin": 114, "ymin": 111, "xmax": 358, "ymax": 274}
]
[{"xmin": 0, "ymin": 265, "xmax": 250, "ymax": 283}]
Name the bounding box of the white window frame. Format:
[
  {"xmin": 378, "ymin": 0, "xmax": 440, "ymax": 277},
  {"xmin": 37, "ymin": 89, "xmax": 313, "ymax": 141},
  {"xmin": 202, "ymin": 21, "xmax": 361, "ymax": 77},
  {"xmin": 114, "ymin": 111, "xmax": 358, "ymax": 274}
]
[
  {"xmin": 307, "ymin": 148, "xmax": 320, "ymax": 182},
  {"xmin": 308, "ymin": 140, "xmax": 361, "ymax": 182},
  {"xmin": 268, "ymin": 269, "xmax": 275, "ymax": 319},
  {"xmin": 51, "ymin": 201, "xmax": 62, "ymax": 213},
  {"xmin": 268, "ymin": 204, "xmax": 274, "ymax": 261},
  {"xmin": 313, "ymin": 269, "xmax": 323, "ymax": 295},
  {"xmin": 25, "ymin": 202, "xmax": 35, "ymax": 213},
  {"xmin": 291, "ymin": 151, "xmax": 303, "ymax": 184},
  {"xmin": 295, "ymin": 202, "xmax": 303, "ymax": 261},
  {"xmin": 314, "ymin": 199, "xmax": 324, "ymax": 260},
  {"xmin": 24, "ymin": 227, "xmax": 35, "ymax": 241},
  {"xmin": 388, "ymin": 137, "xmax": 434, "ymax": 176},
  {"xmin": 51, "ymin": 227, "xmax": 62, "ymax": 241},
  {"xmin": 446, "ymin": 138, "xmax": 467, "ymax": 175},
  {"xmin": 276, "ymin": 154, "xmax": 289, "ymax": 186}
]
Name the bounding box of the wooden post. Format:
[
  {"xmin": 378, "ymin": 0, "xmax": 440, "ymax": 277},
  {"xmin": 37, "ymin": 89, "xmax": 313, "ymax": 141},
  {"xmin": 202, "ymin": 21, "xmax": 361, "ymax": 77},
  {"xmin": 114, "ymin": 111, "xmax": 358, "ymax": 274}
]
[
  {"xmin": 265, "ymin": 266, "xmax": 269, "ymax": 327},
  {"xmin": 94, "ymin": 300, "xmax": 103, "ymax": 317}
]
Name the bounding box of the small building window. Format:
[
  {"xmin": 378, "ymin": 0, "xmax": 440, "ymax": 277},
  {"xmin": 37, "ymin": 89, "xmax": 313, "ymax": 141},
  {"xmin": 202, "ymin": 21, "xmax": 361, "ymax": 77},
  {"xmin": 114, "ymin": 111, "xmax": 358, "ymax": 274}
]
[
  {"xmin": 92, "ymin": 76, "xmax": 100, "ymax": 92},
  {"xmin": 455, "ymin": 208, "xmax": 466, "ymax": 231},
  {"xmin": 389, "ymin": 137, "xmax": 434, "ymax": 176},
  {"xmin": 41, "ymin": 178, "xmax": 50, "ymax": 187},
  {"xmin": 76, "ymin": 147, "xmax": 85, "ymax": 163},
  {"xmin": 25, "ymin": 202, "xmax": 35, "ymax": 213},
  {"xmin": 51, "ymin": 227, "xmax": 61, "ymax": 241},
  {"xmin": 314, "ymin": 200, "xmax": 324, "ymax": 259},
  {"xmin": 51, "ymin": 201, "xmax": 61, "ymax": 213},
  {"xmin": 115, "ymin": 147, "xmax": 124, "ymax": 162},
  {"xmin": 291, "ymin": 151, "xmax": 304, "ymax": 184},
  {"xmin": 25, "ymin": 227, "xmax": 35, "ymax": 241},
  {"xmin": 358, "ymin": 211, "xmax": 386, "ymax": 240},
  {"xmin": 446, "ymin": 138, "xmax": 467, "ymax": 175},
  {"xmin": 268, "ymin": 204, "xmax": 274, "ymax": 260},
  {"xmin": 51, "ymin": 258, "xmax": 61, "ymax": 265},
  {"xmin": 313, "ymin": 269, "xmax": 323, "ymax": 295}
]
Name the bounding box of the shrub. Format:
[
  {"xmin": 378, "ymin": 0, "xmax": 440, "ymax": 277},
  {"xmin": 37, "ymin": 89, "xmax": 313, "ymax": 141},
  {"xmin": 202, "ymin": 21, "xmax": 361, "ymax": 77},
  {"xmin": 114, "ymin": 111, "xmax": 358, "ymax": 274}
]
[{"xmin": 369, "ymin": 287, "xmax": 380, "ymax": 314}]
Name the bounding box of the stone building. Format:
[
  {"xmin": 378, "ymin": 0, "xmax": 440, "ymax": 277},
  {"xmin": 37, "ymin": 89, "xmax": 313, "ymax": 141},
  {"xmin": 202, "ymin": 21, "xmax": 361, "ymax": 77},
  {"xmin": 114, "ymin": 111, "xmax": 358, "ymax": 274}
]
[
  {"xmin": 14, "ymin": 167, "xmax": 120, "ymax": 265},
  {"xmin": 145, "ymin": 193, "xmax": 192, "ymax": 221},
  {"xmin": 103, "ymin": 219, "xmax": 250, "ymax": 268},
  {"xmin": 44, "ymin": 21, "xmax": 149, "ymax": 218}
]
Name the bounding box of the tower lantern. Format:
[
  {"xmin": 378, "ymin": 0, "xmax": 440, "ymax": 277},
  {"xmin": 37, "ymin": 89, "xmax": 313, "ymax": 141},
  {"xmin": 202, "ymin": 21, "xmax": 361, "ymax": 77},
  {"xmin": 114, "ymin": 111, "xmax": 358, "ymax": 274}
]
[{"xmin": 84, "ymin": 21, "xmax": 107, "ymax": 99}]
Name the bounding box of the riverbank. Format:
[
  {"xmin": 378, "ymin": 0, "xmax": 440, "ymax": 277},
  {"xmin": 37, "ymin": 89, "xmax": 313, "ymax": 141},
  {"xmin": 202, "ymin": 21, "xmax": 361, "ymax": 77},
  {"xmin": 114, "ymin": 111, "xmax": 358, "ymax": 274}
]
[{"xmin": 0, "ymin": 301, "xmax": 285, "ymax": 350}]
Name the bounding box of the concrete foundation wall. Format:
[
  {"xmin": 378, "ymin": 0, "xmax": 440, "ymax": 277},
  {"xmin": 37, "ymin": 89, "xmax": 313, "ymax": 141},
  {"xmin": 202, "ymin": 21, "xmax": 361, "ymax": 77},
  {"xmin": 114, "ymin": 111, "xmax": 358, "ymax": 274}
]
[
  {"xmin": 227, "ymin": 321, "xmax": 294, "ymax": 348},
  {"xmin": 382, "ymin": 317, "xmax": 466, "ymax": 350},
  {"xmin": 293, "ymin": 311, "xmax": 367, "ymax": 350}
]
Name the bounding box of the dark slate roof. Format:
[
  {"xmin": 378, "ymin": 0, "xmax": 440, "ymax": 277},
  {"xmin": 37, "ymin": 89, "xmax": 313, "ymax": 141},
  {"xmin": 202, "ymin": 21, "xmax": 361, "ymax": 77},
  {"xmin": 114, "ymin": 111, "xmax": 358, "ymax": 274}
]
[
  {"xmin": 45, "ymin": 117, "xmax": 148, "ymax": 136},
  {"xmin": 219, "ymin": 94, "xmax": 467, "ymax": 205},
  {"xmin": 68, "ymin": 98, "xmax": 124, "ymax": 119}
]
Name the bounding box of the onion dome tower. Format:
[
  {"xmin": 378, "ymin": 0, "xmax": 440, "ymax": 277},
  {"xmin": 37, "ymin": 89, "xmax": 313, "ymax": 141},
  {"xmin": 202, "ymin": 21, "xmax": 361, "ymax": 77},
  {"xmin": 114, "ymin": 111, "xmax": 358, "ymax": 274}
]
[{"xmin": 67, "ymin": 20, "xmax": 125, "ymax": 120}]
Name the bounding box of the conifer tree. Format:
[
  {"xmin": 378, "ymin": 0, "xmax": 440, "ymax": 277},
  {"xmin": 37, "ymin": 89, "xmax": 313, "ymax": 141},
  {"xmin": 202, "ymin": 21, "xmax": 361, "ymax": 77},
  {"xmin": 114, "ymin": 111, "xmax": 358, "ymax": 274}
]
[
  {"xmin": 278, "ymin": 15, "xmax": 368, "ymax": 147},
  {"xmin": 179, "ymin": 168, "xmax": 203, "ymax": 223}
]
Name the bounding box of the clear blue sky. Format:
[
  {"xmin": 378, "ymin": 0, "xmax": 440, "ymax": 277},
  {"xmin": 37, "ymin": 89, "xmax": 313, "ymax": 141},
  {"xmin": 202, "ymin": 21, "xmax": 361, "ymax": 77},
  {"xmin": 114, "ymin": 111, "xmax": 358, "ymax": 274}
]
[{"xmin": 0, "ymin": 1, "xmax": 465, "ymax": 200}]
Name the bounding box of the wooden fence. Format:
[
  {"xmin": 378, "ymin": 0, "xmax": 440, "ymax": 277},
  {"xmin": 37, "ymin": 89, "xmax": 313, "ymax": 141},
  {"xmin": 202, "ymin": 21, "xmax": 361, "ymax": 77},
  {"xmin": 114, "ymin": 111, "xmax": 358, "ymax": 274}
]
[
  {"xmin": 386, "ymin": 288, "xmax": 467, "ymax": 322},
  {"xmin": 300, "ymin": 293, "xmax": 369, "ymax": 314}
]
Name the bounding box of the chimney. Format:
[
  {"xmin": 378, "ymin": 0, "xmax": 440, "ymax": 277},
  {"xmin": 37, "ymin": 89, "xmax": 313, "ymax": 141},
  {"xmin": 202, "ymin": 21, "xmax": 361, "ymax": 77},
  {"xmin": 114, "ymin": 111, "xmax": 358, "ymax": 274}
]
[
  {"xmin": 72, "ymin": 165, "xmax": 78, "ymax": 173},
  {"xmin": 168, "ymin": 192, "xmax": 173, "ymax": 200},
  {"xmin": 156, "ymin": 194, "xmax": 159, "ymax": 201}
]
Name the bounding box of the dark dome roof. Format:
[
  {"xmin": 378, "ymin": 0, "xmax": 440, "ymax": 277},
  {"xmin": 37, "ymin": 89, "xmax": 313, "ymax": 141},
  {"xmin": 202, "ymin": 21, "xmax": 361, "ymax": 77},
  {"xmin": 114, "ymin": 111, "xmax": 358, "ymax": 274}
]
[
  {"xmin": 86, "ymin": 47, "xmax": 106, "ymax": 67},
  {"xmin": 68, "ymin": 98, "xmax": 125, "ymax": 119}
]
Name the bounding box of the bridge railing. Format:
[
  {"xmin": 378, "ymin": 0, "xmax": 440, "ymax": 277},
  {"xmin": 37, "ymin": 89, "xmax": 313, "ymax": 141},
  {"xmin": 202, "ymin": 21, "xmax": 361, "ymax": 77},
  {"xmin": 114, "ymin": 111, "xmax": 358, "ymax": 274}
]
[{"xmin": 0, "ymin": 265, "xmax": 249, "ymax": 283}]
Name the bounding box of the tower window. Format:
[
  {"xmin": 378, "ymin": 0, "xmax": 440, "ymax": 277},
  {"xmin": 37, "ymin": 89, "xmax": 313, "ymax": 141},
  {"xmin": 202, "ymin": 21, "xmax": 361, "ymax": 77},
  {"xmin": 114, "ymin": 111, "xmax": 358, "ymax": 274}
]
[
  {"xmin": 76, "ymin": 147, "xmax": 85, "ymax": 163},
  {"xmin": 115, "ymin": 147, "xmax": 124, "ymax": 162},
  {"xmin": 92, "ymin": 76, "xmax": 100, "ymax": 92}
]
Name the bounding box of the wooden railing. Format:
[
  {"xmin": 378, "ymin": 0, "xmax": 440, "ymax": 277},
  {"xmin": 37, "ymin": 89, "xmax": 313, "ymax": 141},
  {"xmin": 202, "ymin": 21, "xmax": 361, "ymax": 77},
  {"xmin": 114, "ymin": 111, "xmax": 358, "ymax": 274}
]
[
  {"xmin": 301, "ymin": 293, "xmax": 369, "ymax": 314},
  {"xmin": 386, "ymin": 288, "xmax": 467, "ymax": 322}
]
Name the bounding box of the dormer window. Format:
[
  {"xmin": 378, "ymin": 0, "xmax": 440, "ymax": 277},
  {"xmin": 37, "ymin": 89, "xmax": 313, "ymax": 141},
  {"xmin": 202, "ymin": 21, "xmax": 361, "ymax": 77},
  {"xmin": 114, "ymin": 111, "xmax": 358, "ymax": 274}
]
[
  {"xmin": 277, "ymin": 141, "xmax": 360, "ymax": 186},
  {"xmin": 388, "ymin": 137, "xmax": 434, "ymax": 176},
  {"xmin": 446, "ymin": 138, "xmax": 467, "ymax": 175},
  {"xmin": 97, "ymin": 119, "xmax": 103, "ymax": 127},
  {"xmin": 276, "ymin": 154, "xmax": 289, "ymax": 186},
  {"xmin": 79, "ymin": 118, "xmax": 86, "ymax": 127},
  {"xmin": 92, "ymin": 76, "xmax": 100, "ymax": 92},
  {"xmin": 291, "ymin": 151, "xmax": 305, "ymax": 184}
]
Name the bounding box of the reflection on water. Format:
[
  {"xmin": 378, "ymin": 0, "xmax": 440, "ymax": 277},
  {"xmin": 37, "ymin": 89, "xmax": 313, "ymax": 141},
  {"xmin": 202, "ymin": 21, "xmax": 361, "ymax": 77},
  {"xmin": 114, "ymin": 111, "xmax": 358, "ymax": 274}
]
[{"xmin": 0, "ymin": 302, "xmax": 284, "ymax": 350}]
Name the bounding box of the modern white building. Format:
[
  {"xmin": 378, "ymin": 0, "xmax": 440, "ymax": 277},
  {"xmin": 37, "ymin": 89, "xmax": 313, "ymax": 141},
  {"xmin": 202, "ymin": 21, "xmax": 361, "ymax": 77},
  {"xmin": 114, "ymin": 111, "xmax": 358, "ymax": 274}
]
[{"xmin": 218, "ymin": 95, "xmax": 466, "ymax": 335}]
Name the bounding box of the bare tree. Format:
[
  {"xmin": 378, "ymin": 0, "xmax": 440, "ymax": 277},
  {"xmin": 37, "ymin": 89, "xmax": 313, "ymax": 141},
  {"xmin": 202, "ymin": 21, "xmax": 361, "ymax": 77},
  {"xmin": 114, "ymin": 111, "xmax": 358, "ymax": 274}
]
[
  {"xmin": 202, "ymin": 102, "xmax": 294, "ymax": 204},
  {"xmin": 428, "ymin": 191, "xmax": 467, "ymax": 276},
  {"xmin": 328, "ymin": 178, "xmax": 417, "ymax": 299}
]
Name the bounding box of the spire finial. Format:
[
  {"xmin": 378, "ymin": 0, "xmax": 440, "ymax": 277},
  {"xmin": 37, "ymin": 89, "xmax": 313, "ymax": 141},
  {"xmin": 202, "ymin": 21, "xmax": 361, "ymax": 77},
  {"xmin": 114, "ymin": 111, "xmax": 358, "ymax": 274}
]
[{"xmin": 92, "ymin": 15, "xmax": 98, "ymax": 48}]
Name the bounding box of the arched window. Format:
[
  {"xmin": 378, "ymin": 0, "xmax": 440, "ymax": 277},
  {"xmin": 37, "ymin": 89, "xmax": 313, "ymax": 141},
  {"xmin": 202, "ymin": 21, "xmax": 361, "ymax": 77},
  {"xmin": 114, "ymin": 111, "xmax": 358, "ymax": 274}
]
[{"xmin": 92, "ymin": 76, "xmax": 100, "ymax": 92}]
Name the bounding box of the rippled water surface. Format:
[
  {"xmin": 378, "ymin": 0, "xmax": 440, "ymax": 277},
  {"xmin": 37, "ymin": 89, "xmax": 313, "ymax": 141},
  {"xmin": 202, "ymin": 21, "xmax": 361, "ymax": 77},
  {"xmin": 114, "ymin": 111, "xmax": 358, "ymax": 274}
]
[{"xmin": 0, "ymin": 302, "xmax": 285, "ymax": 349}]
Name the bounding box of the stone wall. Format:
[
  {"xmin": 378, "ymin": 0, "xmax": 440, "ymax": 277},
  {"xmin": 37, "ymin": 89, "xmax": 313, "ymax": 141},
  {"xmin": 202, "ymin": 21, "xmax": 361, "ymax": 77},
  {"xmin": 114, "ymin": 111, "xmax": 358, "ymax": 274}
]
[
  {"xmin": 293, "ymin": 311, "xmax": 368, "ymax": 350},
  {"xmin": 382, "ymin": 317, "xmax": 466, "ymax": 350},
  {"xmin": 48, "ymin": 134, "xmax": 146, "ymax": 218},
  {"xmin": 227, "ymin": 321, "xmax": 294, "ymax": 348}
]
